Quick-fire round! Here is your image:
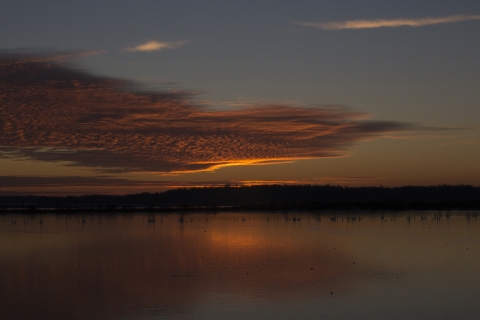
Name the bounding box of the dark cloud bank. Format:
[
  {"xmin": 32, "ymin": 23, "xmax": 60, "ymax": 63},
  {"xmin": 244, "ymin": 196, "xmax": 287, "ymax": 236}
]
[{"xmin": 0, "ymin": 53, "xmax": 414, "ymax": 173}]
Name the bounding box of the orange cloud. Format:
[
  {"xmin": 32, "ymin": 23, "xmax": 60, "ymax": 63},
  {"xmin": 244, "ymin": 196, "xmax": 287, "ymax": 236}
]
[
  {"xmin": 0, "ymin": 53, "xmax": 413, "ymax": 173},
  {"xmin": 297, "ymin": 14, "xmax": 480, "ymax": 30},
  {"xmin": 127, "ymin": 40, "xmax": 188, "ymax": 52}
]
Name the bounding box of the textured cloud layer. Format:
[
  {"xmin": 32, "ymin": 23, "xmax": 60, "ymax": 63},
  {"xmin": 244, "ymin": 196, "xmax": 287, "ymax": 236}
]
[
  {"xmin": 0, "ymin": 54, "xmax": 412, "ymax": 173},
  {"xmin": 297, "ymin": 14, "xmax": 480, "ymax": 30}
]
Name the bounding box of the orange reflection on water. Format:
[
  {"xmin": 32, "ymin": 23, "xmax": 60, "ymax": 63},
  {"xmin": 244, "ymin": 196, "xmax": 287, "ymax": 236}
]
[
  {"xmin": 0, "ymin": 213, "xmax": 355, "ymax": 319},
  {"xmin": 1, "ymin": 212, "xmax": 480, "ymax": 319}
]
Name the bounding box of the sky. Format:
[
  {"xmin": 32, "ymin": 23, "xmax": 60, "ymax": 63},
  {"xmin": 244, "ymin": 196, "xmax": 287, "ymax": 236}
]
[{"xmin": 1, "ymin": 0, "xmax": 480, "ymax": 195}]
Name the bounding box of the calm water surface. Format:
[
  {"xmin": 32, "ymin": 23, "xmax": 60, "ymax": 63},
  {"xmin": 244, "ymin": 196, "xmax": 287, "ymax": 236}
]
[{"xmin": 1, "ymin": 211, "xmax": 479, "ymax": 319}]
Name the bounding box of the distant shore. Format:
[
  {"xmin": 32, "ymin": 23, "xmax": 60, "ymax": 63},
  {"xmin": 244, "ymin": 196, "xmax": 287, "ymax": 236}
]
[{"xmin": 2, "ymin": 185, "xmax": 480, "ymax": 213}]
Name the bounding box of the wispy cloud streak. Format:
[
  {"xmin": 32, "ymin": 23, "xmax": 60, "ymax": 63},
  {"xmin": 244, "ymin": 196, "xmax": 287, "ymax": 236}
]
[
  {"xmin": 127, "ymin": 40, "xmax": 188, "ymax": 52},
  {"xmin": 0, "ymin": 53, "xmax": 413, "ymax": 173},
  {"xmin": 0, "ymin": 176, "xmax": 385, "ymax": 191},
  {"xmin": 297, "ymin": 14, "xmax": 480, "ymax": 30}
]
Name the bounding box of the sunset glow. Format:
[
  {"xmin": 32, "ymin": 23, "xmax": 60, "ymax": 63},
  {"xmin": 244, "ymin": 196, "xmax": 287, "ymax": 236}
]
[{"xmin": 1, "ymin": 1, "xmax": 480, "ymax": 194}]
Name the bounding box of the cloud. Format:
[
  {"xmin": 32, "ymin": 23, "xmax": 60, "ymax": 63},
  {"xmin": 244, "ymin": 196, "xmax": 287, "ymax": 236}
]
[
  {"xmin": 459, "ymin": 139, "xmax": 480, "ymax": 145},
  {"xmin": 0, "ymin": 53, "xmax": 414, "ymax": 173},
  {"xmin": 0, "ymin": 176, "xmax": 387, "ymax": 196},
  {"xmin": 296, "ymin": 14, "xmax": 480, "ymax": 30},
  {"xmin": 127, "ymin": 40, "xmax": 188, "ymax": 52},
  {"xmin": 0, "ymin": 176, "xmax": 384, "ymax": 189},
  {"xmin": 0, "ymin": 175, "xmax": 232, "ymax": 188},
  {"xmin": 0, "ymin": 175, "xmax": 386, "ymax": 196},
  {"xmin": 0, "ymin": 175, "xmax": 248, "ymax": 195}
]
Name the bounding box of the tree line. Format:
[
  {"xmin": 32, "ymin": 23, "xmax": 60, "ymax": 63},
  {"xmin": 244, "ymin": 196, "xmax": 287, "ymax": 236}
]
[{"xmin": 1, "ymin": 185, "xmax": 480, "ymax": 211}]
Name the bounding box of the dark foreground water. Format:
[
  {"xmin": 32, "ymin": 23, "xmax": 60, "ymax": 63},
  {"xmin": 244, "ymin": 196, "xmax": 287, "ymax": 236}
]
[{"xmin": 1, "ymin": 211, "xmax": 479, "ymax": 319}]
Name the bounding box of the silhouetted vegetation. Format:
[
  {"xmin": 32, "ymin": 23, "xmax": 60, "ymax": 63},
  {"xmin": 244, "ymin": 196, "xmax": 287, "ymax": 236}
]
[{"xmin": 1, "ymin": 185, "xmax": 480, "ymax": 213}]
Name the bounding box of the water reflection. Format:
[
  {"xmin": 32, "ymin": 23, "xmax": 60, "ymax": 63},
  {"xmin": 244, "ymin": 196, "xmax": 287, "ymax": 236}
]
[{"xmin": 1, "ymin": 212, "xmax": 479, "ymax": 319}]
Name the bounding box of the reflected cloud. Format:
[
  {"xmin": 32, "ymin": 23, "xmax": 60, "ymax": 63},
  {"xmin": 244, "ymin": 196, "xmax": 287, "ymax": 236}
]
[
  {"xmin": 297, "ymin": 14, "xmax": 480, "ymax": 30},
  {"xmin": 0, "ymin": 53, "xmax": 414, "ymax": 173}
]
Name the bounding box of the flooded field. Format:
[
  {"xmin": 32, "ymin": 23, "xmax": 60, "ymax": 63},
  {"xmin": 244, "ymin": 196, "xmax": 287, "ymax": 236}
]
[{"xmin": 1, "ymin": 211, "xmax": 480, "ymax": 319}]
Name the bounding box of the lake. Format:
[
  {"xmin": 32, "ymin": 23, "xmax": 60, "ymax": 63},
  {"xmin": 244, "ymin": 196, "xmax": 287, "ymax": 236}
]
[{"xmin": 1, "ymin": 211, "xmax": 479, "ymax": 319}]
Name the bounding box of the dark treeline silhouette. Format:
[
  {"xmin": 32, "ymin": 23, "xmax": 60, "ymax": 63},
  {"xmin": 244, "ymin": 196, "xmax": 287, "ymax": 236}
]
[{"xmin": 1, "ymin": 185, "xmax": 480, "ymax": 212}]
